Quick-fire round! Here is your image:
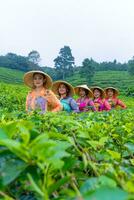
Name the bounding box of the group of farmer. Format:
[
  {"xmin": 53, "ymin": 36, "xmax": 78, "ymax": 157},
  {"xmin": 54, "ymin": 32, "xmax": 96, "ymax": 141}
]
[{"xmin": 24, "ymin": 70, "xmax": 126, "ymax": 114}]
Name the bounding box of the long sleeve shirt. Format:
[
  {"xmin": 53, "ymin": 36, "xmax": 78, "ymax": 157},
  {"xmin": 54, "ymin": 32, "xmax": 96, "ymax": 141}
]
[
  {"xmin": 76, "ymin": 97, "xmax": 96, "ymax": 112},
  {"xmin": 106, "ymin": 97, "xmax": 126, "ymax": 109},
  {"xmin": 60, "ymin": 96, "xmax": 79, "ymax": 113},
  {"xmin": 26, "ymin": 88, "xmax": 62, "ymax": 113},
  {"xmin": 93, "ymin": 98, "xmax": 111, "ymax": 111}
]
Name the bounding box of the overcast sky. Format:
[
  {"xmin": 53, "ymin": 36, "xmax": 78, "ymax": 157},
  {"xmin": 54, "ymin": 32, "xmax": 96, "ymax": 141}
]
[{"xmin": 1, "ymin": 0, "xmax": 134, "ymax": 66}]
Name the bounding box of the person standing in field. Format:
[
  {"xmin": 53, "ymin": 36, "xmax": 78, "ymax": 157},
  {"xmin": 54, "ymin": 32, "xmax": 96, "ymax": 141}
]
[
  {"xmin": 74, "ymin": 85, "xmax": 96, "ymax": 112},
  {"xmin": 91, "ymin": 86, "xmax": 111, "ymax": 111},
  {"xmin": 104, "ymin": 87, "xmax": 126, "ymax": 109},
  {"xmin": 52, "ymin": 81, "xmax": 79, "ymax": 113},
  {"xmin": 23, "ymin": 71, "xmax": 62, "ymax": 113}
]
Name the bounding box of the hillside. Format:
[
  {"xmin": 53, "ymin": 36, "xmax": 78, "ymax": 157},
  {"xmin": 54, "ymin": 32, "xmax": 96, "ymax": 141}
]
[
  {"xmin": 0, "ymin": 67, "xmax": 24, "ymax": 84},
  {"xmin": 66, "ymin": 71, "xmax": 134, "ymax": 93},
  {"xmin": 0, "ymin": 67, "xmax": 133, "ymax": 94}
]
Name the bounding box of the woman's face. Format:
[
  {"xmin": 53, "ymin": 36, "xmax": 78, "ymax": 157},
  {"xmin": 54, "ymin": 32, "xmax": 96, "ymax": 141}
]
[
  {"xmin": 33, "ymin": 73, "xmax": 45, "ymax": 88},
  {"xmin": 58, "ymin": 84, "xmax": 68, "ymax": 95},
  {"xmin": 107, "ymin": 89, "xmax": 114, "ymax": 98},
  {"xmin": 93, "ymin": 89, "xmax": 101, "ymax": 98},
  {"xmin": 79, "ymin": 88, "xmax": 86, "ymax": 97}
]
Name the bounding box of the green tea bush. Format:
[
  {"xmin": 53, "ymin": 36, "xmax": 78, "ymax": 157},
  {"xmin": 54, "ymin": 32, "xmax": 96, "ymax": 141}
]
[
  {"xmin": 0, "ymin": 83, "xmax": 134, "ymax": 200},
  {"xmin": 0, "ymin": 109, "xmax": 134, "ymax": 200}
]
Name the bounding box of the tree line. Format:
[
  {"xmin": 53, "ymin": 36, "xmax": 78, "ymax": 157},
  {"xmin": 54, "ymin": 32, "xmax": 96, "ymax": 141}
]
[
  {"xmin": 0, "ymin": 51, "xmax": 41, "ymax": 72},
  {"xmin": 0, "ymin": 46, "xmax": 134, "ymax": 83}
]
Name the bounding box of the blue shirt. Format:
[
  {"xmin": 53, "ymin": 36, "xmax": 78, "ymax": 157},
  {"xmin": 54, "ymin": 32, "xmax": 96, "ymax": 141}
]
[{"xmin": 60, "ymin": 97, "xmax": 79, "ymax": 113}]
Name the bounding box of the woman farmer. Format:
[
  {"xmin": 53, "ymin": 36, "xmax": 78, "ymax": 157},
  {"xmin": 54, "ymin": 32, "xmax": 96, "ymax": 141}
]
[
  {"xmin": 91, "ymin": 86, "xmax": 111, "ymax": 111},
  {"xmin": 52, "ymin": 81, "xmax": 79, "ymax": 113},
  {"xmin": 104, "ymin": 87, "xmax": 126, "ymax": 109},
  {"xmin": 23, "ymin": 71, "xmax": 62, "ymax": 113},
  {"xmin": 74, "ymin": 84, "xmax": 96, "ymax": 112}
]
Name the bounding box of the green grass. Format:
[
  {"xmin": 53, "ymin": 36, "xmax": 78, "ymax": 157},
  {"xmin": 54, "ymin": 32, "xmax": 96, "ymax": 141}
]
[{"xmin": 0, "ymin": 67, "xmax": 24, "ymax": 84}]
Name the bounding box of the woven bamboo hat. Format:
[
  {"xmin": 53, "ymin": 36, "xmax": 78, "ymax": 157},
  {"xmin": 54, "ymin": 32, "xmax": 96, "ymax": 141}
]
[
  {"xmin": 74, "ymin": 84, "xmax": 93, "ymax": 98},
  {"xmin": 90, "ymin": 86, "xmax": 105, "ymax": 98},
  {"xmin": 104, "ymin": 87, "xmax": 119, "ymax": 97},
  {"xmin": 52, "ymin": 81, "xmax": 75, "ymax": 96},
  {"xmin": 23, "ymin": 70, "xmax": 53, "ymax": 89}
]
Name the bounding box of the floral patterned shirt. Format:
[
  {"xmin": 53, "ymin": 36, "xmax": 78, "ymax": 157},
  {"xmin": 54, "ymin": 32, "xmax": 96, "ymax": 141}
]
[{"xmin": 26, "ymin": 88, "xmax": 62, "ymax": 113}]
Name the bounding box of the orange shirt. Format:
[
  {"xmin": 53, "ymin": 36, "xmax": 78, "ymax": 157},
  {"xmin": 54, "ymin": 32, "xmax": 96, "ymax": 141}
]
[{"xmin": 26, "ymin": 88, "xmax": 62, "ymax": 113}]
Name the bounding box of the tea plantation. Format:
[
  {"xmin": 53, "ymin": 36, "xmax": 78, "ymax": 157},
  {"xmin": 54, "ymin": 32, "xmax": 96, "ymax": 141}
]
[{"xmin": 0, "ymin": 82, "xmax": 134, "ymax": 200}]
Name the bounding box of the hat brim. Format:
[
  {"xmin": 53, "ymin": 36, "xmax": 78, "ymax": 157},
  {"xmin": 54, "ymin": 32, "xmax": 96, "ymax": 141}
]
[
  {"xmin": 23, "ymin": 70, "xmax": 53, "ymax": 89},
  {"xmin": 52, "ymin": 81, "xmax": 75, "ymax": 96},
  {"xmin": 74, "ymin": 86, "xmax": 93, "ymax": 98},
  {"xmin": 90, "ymin": 86, "xmax": 106, "ymax": 98},
  {"xmin": 105, "ymin": 87, "xmax": 119, "ymax": 96}
]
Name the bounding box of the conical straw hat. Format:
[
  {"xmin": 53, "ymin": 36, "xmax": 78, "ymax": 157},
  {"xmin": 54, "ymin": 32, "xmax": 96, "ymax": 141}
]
[
  {"xmin": 52, "ymin": 80, "xmax": 74, "ymax": 96},
  {"xmin": 104, "ymin": 87, "xmax": 119, "ymax": 97},
  {"xmin": 74, "ymin": 84, "xmax": 93, "ymax": 98},
  {"xmin": 23, "ymin": 70, "xmax": 53, "ymax": 89},
  {"xmin": 90, "ymin": 86, "xmax": 105, "ymax": 98}
]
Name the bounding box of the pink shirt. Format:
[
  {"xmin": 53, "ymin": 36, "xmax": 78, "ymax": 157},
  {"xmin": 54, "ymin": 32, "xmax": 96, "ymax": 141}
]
[
  {"xmin": 76, "ymin": 97, "xmax": 96, "ymax": 112},
  {"xmin": 106, "ymin": 97, "xmax": 126, "ymax": 109},
  {"xmin": 93, "ymin": 98, "xmax": 111, "ymax": 111}
]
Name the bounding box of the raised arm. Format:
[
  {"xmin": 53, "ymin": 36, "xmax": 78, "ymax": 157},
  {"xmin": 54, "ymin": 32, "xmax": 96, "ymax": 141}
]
[
  {"xmin": 117, "ymin": 99, "xmax": 127, "ymax": 109},
  {"xmin": 46, "ymin": 90, "xmax": 62, "ymax": 112}
]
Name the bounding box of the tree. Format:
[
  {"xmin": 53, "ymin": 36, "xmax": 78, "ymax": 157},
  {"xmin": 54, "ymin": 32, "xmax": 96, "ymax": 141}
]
[
  {"xmin": 80, "ymin": 58, "xmax": 95, "ymax": 85},
  {"xmin": 28, "ymin": 50, "xmax": 41, "ymax": 64},
  {"xmin": 128, "ymin": 57, "xmax": 134, "ymax": 75},
  {"xmin": 53, "ymin": 46, "xmax": 75, "ymax": 79},
  {"xmin": 0, "ymin": 52, "xmax": 40, "ymax": 72},
  {"xmin": 98, "ymin": 60, "xmax": 128, "ymax": 71}
]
